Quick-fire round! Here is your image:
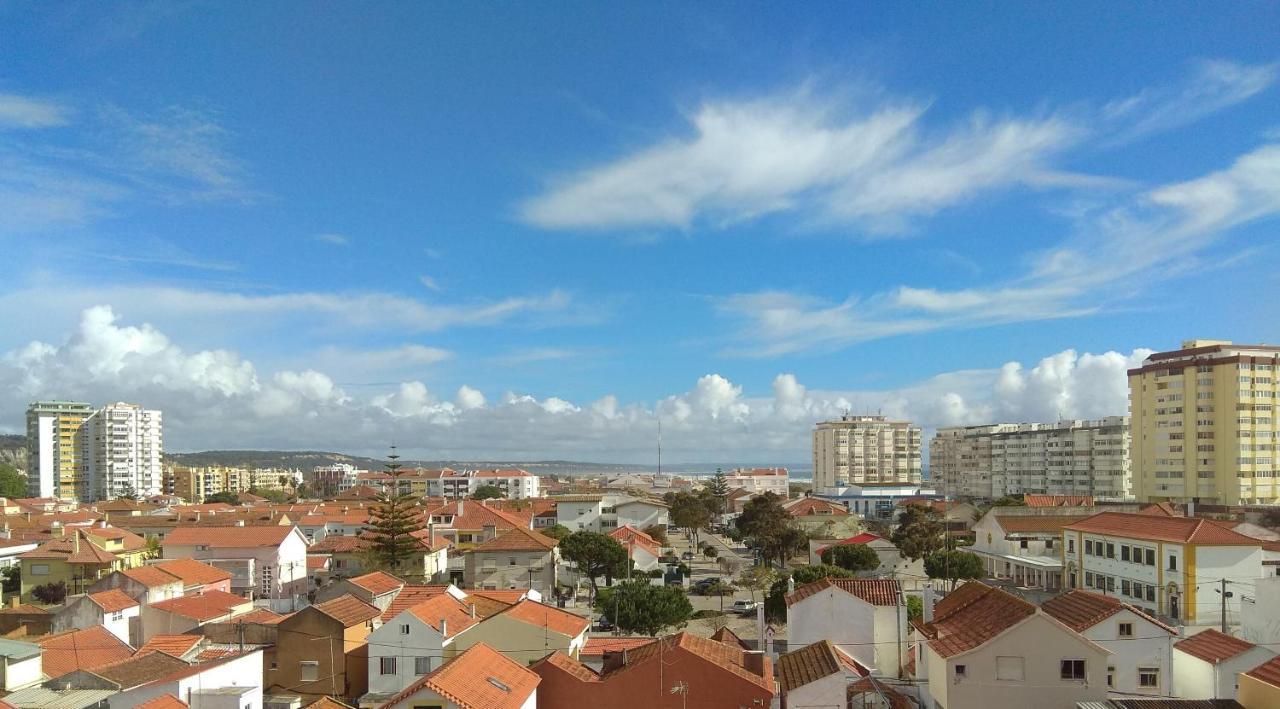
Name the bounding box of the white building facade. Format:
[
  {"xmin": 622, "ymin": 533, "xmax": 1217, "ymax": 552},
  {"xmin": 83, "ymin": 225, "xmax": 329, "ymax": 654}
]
[
  {"xmin": 721, "ymin": 468, "xmax": 790, "ymax": 496},
  {"xmin": 84, "ymin": 402, "xmax": 164, "ymax": 500},
  {"xmin": 813, "ymin": 415, "xmax": 922, "ymax": 489}
]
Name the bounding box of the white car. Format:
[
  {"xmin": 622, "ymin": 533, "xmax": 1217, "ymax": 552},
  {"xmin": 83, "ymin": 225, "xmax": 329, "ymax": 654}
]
[{"xmin": 730, "ymin": 600, "xmax": 759, "ymax": 615}]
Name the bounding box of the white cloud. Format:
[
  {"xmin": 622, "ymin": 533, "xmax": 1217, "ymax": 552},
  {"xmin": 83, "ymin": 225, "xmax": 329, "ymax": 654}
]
[
  {"xmin": 1104, "ymin": 59, "xmax": 1278, "ymax": 144},
  {"xmin": 0, "ymin": 305, "xmax": 1149, "ymax": 462},
  {"xmin": 314, "ymin": 233, "xmax": 349, "ymax": 246},
  {"xmin": 0, "ymin": 94, "xmax": 69, "ymax": 129},
  {"xmin": 418, "ymin": 275, "xmax": 442, "ymax": 292}
]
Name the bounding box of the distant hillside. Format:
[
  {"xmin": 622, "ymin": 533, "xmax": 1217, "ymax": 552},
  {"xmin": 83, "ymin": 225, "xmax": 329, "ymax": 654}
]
[{"xmin": 0, "ymin": 434, "xmax": 25, "ymax": 472}]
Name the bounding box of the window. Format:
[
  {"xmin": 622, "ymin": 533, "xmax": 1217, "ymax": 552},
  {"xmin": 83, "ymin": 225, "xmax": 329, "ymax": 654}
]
[
  {"xmin": 1085, "ymin": 572, "xmax": 1094, "ymax": 587},
  {"xmin": 299, "ymin": 661, "xmax": 319, "ymax": 682},
  {"xmin": 508, "ymin": 557, "xmax": 517, "ymax": 566},
  {"xmin": 996, "ymin": 656, "xmax": 1025, "ymax": 681},
  {"xmin": 1085, "ymin": 540, "xmax": 1094, "ymax": 556},
  {"xmin": 1020, "ymin": 540, "xmax": 1028, "ymax": 549},
  {"xmin": 1139, "ymin": 667, "xmax": 1159, "ymax": 688},
  {"xmin": 955, "ymin": 664, "xmax": 967, "ymax": 679},
  {"xmin": 1107, "ymin": 666, "xmax": 1115, "ymax": 687},
  {"xmin": 1145, "ymin": 548, "xmax": 1156, "ymax": 566},
  {"xmin": 1169, "ymin": 555, "xmax": 1177, "ymax": 571},
  {"xmin": 30, "ymin": 564, "xmax": 49, "ymax": 575},
  {"xmin": 1061, "ymin": 659, "xmax": 1086, "ymax": 681},
  {"xmin": 400, "ymin": 624, "xmax": 410, "ymax": 635},
  {"xmin": 1121, "ymin": 580, "xmax": 1131, "ymax": 596},
  {"xmin": 1106, "ymin": 543, "xmax": 1115, "ymax": 559},
  {"xmin": 380, "ymin": 657, "xmax": 397, "ymax": 675},
  {"xmin": 1068, "ymin": 539, "xmax": 1075, "ymax": 553},
  {"xmin": 111, "ymin": 611, "xmax": 123, "ymax": 621},
  {"xmin": 1146, "ymin": 585, "xmax": 1156, "ymax": 603},
  {"xmin": 1121, "ymin": 545, "xmax": 1130, "ymax": 562},
  {"xmin": 415, "ymin": 656, "xmax": 431, "ymax": 675},
  {"xmin": 1119, "ymin": 622, "xmax": 1133, "ymax": 637}
]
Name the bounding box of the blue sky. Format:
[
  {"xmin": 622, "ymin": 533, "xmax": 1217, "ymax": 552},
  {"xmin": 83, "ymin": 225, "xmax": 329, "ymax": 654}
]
[{"xmin": 1, "ymin": 3, "xmax": 1278, "ymax": 463}]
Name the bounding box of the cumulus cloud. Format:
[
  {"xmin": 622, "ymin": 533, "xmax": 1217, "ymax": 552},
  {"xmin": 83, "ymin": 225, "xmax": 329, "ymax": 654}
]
[{"xmin": 0, "ymin": 307, "xmax": 1150, "ymax": 462}]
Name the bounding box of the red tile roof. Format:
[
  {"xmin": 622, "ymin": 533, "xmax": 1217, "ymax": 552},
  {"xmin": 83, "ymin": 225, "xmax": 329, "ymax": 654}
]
[
  {"xmin": 18, "ymin": 532, "xmax": 118, "ymax": 564},
  {"xmin": 1065, "ymin": 512, "xmax": 1263, "ymax": 545},
  {"xmin": 92, "ymin": 652, "xmax": 191, "ymax": 689},
  {"xmin": 137, "ymin": 634, "xmax": 203, "ymax": 658},
  {"xmin": 380, "ymin": 585, "xmax": 454, "ymax": 622},
  {"xmin": 922, "ymin": 582, "xmax": 1037, "ymax": 658},
  {"xmin": 1023, "ymin": 495, "xmax": 1095, "ymax": 508},
  {"xmin": 777, "ymin": 640, "xmax": 868, "ymax": 691},
  {"xmin": 304, "ymin": 699, "xmax": 356, "ymax": 709},
  {"xmin": 1174, "ymin": 629, "xmax": 1257, "ymax": 664},
  {"xmin": 87, "ymin": 589, "xmax": 139, "ymax": 613},
  {"xmin": 783, "ymin": 498, "xmax": 850, "ymax": 516},
  {"xmin": 608, "ymin": 526, "xmax": 661, "ymax": 554},
  {"xmin": 404, "ymin": 594, "xmax": 479, "ymax": 636},
  {"xmin": 164, "ymin": 525, "xmax": 298, "ymax": 547},
  {"xmin": 236, "ymin": 608, "xmax": 286, "ymax": 625},
  {"xmin": 602, "ymin": 632, "xmax": 773, "ymax": 690},
  {"xmin": 786, "ymin": 578, "xmax": 901, "ymax": 607},
  {"xmin": 312, "ymin": 594, "xmax": 381, "ymax": 627},
  {"xmin": 307, "ymin": 555, "xmax": 330, "ymax": 571},
  {"xmin": 378, "ymin": 642, "xmax": 541, "ymax": 709},
  {"xmin": 123, "ymin": 564, "xmax": 186, "ymax": 588},
  {"xmin": 535, "ymin": 650, "xmax": 602, "ymax": 682},
  {"xmin": 995, "ymin": 514, "xmax": 1093, "ymax": 533},
  {"xmin": 135, "ymin": 695, "xmax": 189, "ymax": 709},
  {"xmin": 309, "ymin": 535, "xmax": 372, "ymax": 554},
  {"xmin": 1041, "ymin": 589, "xmax": 1178, "ymax": 635},
  {"xmin": 427, "ymin": 500, "xmax": 528, "ymax": 532},
  {"xmin": 470, "ymin": 526, "xmax": 558, "ymax": 552},
  {"xmin": 348, "ymin": 571, "xmax": 405, "ymax": 596},
  {"xmin": 497, "ymin": 600, "xmax": 590, "ymax": 638},
  {"xmin": 149, "ymin": 590, "xmax": 250, "ymax": 621},
  {"xmin": 580, "ymin": 636, "xmax": 655, "ymax": 658},
  {"xmin": 1245, "ymin": 654, "xmax": 1280, "ymax": 688},
  {"xmin": 36, "ymin": 625, "xmax": 135, "ymax": 678},
  {"xmin": 467, "ymin": 589, "xmax": 529, "ymax": 605},
  {"xmin": 848, "ymin": 677, "xmax": 914, "ymax": 709},
  {"xmin": 1139, "ymin": 502, "xmax": 1179, "ymax": 517},
  {"xmin": 150, "ymin": 558, "xmax": 234, "ymax": 586}
]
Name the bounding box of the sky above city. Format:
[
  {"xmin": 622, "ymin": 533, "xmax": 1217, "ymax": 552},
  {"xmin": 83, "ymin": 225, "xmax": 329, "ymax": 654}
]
[{"xmin": 1, "ymin": 3, "xmax": 1278, "ymax": 464}]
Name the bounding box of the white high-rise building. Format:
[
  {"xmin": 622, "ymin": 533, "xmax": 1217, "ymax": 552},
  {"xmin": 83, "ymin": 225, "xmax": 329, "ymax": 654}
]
[
  {"xmin": 930, "ymin": 417, "xmax": 1130, "ymax": 500},
  {"xmin": 26, "ymin": 401, "xmax": 95, "ymax": 500},
  {"xmin": 812, "ymin": 415, "xmax": 922, "ymax": 490},
  {"xmin": 84, "ymin": 402, "xmax": 164, "ymax": 500}
]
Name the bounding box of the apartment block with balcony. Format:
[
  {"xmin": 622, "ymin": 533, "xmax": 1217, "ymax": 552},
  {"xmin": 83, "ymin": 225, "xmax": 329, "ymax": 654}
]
[
  {"xmin": 1130, "ymin": 339, "xmax": 1280, "ymax": 504},
  {"xmin": 812, "ymin": 415, "xmax": 921, "ymax": 490},
  {"xmin": 25, "ymin": 401, "xmax": 94, "ymax": 500},
  {"xmin": 83, "ymin": 402, "xmax": 163, "ymax": 500},
  {"xmin": 931, "ymin": 418, "xmax": 1130, "ymax": 501}
]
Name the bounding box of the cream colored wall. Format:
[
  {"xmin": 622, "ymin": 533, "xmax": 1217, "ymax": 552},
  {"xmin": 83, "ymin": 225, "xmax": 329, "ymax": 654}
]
[
  {"xmin": 1239, "ymin": 673, "xmax": 1280, "ymax": 709},
  {"xmin": 451, "ymin": 615, "xmax": 574, "ymax": 666}
]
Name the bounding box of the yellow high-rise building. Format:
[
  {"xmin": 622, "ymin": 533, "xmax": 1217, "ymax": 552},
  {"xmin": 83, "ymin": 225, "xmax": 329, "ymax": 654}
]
[
  {"xmin": 25, "ymin": 401, "xmax": 94, "ymax": 500},
  {"xmin": 1129, "ymin": 339, "xmax": 1280, "ymax": 504}
]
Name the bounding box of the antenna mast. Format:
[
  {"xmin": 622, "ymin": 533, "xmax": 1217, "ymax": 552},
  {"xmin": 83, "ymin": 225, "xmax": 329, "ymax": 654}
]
[{"xmin": 657, "ymin": 417, "xmax": 662, "ymax": 476}]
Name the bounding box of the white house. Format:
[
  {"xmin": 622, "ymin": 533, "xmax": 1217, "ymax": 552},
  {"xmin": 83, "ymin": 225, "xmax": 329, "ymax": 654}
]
[
  {"xmin": 1241, "ymin": 575, "xmax": 1280, "ymax": 646},
  {"xmin": 106, "ymin": 649, "xmax": 264, "ymax": 709},
  {"xmin": 0, "ymin": 639, "xmax": 42, "ymax": 692},
  {"xmin": 1041, "ymin": 589, "xmax": 1177, "ymax": 696},
  {"xmin": 971, "ymin": 510, "xmax": 1090, "ymax": 592},
  {"xmin": 87, "ymin": 565, "xmax": 186, "ymax": 605},
  {"xmin": 452, "ymin": 599, "xmax": 589, "ymax": 666},
  {"xmin": 552, "ymin": 494, "xmax": 668, "ymax": 533},
  {"xmin": 722, "ymin": 468, "xmax": 790, "ymax": 497},
  {"xmin": 1062, "ymin": 507, "xmax": 1263, "ymax": 627},
  {"xmin": 162, "ymin": 525, "xmax": 309, "ymax": 608},
  {"xmin": 1172, "ymin": 628, "xmax": 1276, "ymax": 699},
  {"xmin": 776, "ymin": 639, "xmax": 868, "ymax": 708},
  {"xmin": 51, "ymin": 589, "xmax": 139, "ymax": 646},
  {"xmin": 914, "ymin": 582, "xmax": 1109, "ymax": 709},
  {"xmin": 361, "ymin": 592, "xmax": 480, "ymax": 707},
  {"xmin": 786, "ymin": 577, "xmax": 906, "ymax": 677},
  {"xmin": 608, "ymin": 526, "xmax": 661, "ymax": 572},
  {"xmin": 377, "ymin": 642, "xmax": 539, "ymax": 709}
]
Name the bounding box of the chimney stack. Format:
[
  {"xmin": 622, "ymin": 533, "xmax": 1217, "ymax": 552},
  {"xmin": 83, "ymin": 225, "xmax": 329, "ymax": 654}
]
[
  {"xmin": 456, "ymin": 500, "xmax": 464, "ymax": 516},
  {"xmin": 743, "ymin": 650, "xmax": 768, "ymax": 678},
  {"xmin": 602, "ymin": 650, "xmax": 628, "ymax": 673},
  {"xmin": 923, "ymin": 587, "xmax": 936, "ymax": 622},
  {"xmin": 439, "ymin": 619, "xmax": 447, "ymax": 637}
]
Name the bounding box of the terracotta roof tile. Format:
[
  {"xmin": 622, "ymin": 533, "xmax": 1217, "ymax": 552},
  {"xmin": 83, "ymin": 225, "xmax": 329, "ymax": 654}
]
[
  {"xmin": 309, "ymin": 535, "xmax": 372, "ymax": 554},
  {"xmin": 236, "ymin": 608, "xmax": 286, "ymax": 625},
  {"xmin": 497, "ymin": 600, "xmax": 589, "ymax": 638},
  {"xmin": 1065, "ymin": 512, "xmax": 1263, "ymax": 545},
  {"xmin": 777, "ymin": 640, "xmax": 868, "ymax": 691},
  {"xmin": 149, "ymin": 590, "xmax": 251, "ymax": 621},
  {"xmin": 1139, "ymin": 502, "xmax": 1179, "ymax": 516},
  {"xmin": 36, "ymin": 626, "xmax": 135, "ymax": 678},
  {"xmin": 312, "ymin": 594, "xmax": 381, "ymax": 627},
  {"xmin": 305, "ymin": 699, "xmax": 356, "ymax": 709},
  {"xmin": 403, "ymin": 594, "xmax": 479, "ymax": 636},
  {"xmin": 348, "ymin": 571, "xmax": 405, "ymax": 596},
  {"xmin": 1175, "ymin": 629, "xmax": 1257, "ymax": 664},
  {"xmin": 465, "ymin": 595, "xmax": 512, "ymax": 619},
  {"xmin": 604, "ymin": 632, "xmax": 773, "ymax": 690},
  {"xmin": 580, "ymin": 636, "xmax": 655, "ymax": 657},
  {"xmin": 1041, "ymin": 589, "xmax": 1178, "ymax": 635},
  {"xmin": 783, "ymin": 498, "xmax": 850, "ymax": 517},
  {"xmin": 380, "ymin": 585, "xmax": 454, "ymax": 622},
  {"xmin": 18, "ymin": 532, "xmax": 118, "ymax": 564},
  {"xmin": 924, "ymin": 582, "xmax": 1037, "ymax": 658},
  {"xmin": 1023, "ymin": 495, "xmax": 1095, "ymax": 508},
  {"xmin": 378, "ymin": 642, "xmax": 540, "ymax": 709},
  {"xmin": 150, "ymin": 559, "xmax": 233, "ymax": 586},
  {"xmin": 533, "ymin": 650, "xmax": 602, "ymax": 682},
  {"xmin": 164, "ymin": 525, "xmax": 297, "ymax": 547},
  {"xmin": 87, "ymin": 589, "xmax": 138, "ymax": 613},
  {"xmin": 786, "ymin": 578, "xmax": 901, "ymax": 607},
  {"xmin": 137, "ymin": 634, "xmax": 203, "ymax": 658},
  {"xmin": 710, "ymin": 626, "xmax": 751, "ymax": 650},
  {"xmin": 307, "ymin": 556, "xmax": 330, "ymax": 570},
  {"xmin": 470, "ymin": 526, "xmax": 558, "ymax": 552},
  {"xmin": 848, "ymin": 677, "xmax": 914, "ymax": 709},
  {"xmin": 467, "ymin": 589, "xmax": 529, "ymax": 604},
  {"xmin": 426, "ymin": 500, "xmax": 529, "ymax": 532},
  {"xmin": 122, "ymin": 564, "xmax": 185, "ymax": 588},
  {"xmin": 1245, "ymin": 654, "xmax": 1280, "ymax": 688},
  {"xmin": 92, "ymin": 652, "xmax": 190, "ymax": 688},
  {"xmin": 995, "ymin": 515, "xmax": 1093, "ymax": 533},
  {"xmin": 135, "ymin": 695, "xmax": 189, "ymax": 709}
]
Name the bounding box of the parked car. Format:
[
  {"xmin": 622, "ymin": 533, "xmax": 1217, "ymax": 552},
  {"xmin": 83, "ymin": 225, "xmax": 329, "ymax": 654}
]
[
  {"xmin": 681, "ymin": 551, "xmax": 695, "ymax": 560},
  {"xmin": 690, "ymin": 578, "xmax": 718, "ymax": 592},
  {"xmin": 594, "ymin": 616, "xmax": 614, "ymax": 632},
  {"xmin": 730, "ymin": 600, "xmax": 760, "ymax": 616}
]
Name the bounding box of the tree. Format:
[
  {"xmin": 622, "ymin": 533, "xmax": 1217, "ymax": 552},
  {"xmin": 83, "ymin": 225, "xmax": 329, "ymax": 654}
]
[
  {"xmin": 560, "ymin": 531, "xmax": 628, "ymax": 602},
  {"xmin": 363, "ymin": 448, "xmax": 426, "ymax": 572},
  {"xmin": 248, "ymin": 486, "xmax": 288, "ymax": 503},
  {"xmin": 118, "ymin": 483, "xmax": 138, "ymax": 501},
  {"xmin": 906, "ymin": 595, "xmax": 923, "ymax": 621},
  {"xmin": 471, "ymin": 484, "xmax": 504, "ymax": 500},
  {"xmin": 705, "ymin": 469, "xmax": 731, "ymax": 516},
  {"xmin": 891, "ymin": 505, "xmax": 944, "ymax": 561},
  {"xmin": 1, "ymin": 566, "xmax": 19, "ymax": 594},
  {"xmin": 204, "ymin": 491, "xmax": 240, "ymax": 505},
  {"xmin": 737, "ymin": 565, "xmax": 779, "ymax": 603},
  {"xmin": 991, "ymin": 495, "xmax": 1025, "ymax": 507},
  {"xmin": 541, "ymin": 524, "xmax": 572, "ymax": 541},
  {"xmin": 143, "ymin": 536, "xmax": 162, "ymax": 560},
  {"xmin": 924, "ymin": 550, "xmax": 984, "ymax": 590},
  {"xmin": 669, "ymin": 492, "xmax": 713, "ymax": 546},
  {"xmin": 642, "ymin": 524, "xmax": 668, "ymax": 547},
  {"xmin": 595, "ymin": 580, "xmax": 693, "ymax": 635},
  {"xmin": 736, "ymin": 492, "xmax": 805, "ymax": 567},
  {"xmin": 820, "ymin": 543, "xmax": 880, "ymax": 575},
  {"xmin": 0, "ymin": 464, "xmax": 25, "ymax": 498},
  {"xmin": 32, "ymin": 581, "xmax": 67, "ymax": 605},
  {"xmin": 764, "ymin": 565, "xmax": 851, "ymax": 622}
]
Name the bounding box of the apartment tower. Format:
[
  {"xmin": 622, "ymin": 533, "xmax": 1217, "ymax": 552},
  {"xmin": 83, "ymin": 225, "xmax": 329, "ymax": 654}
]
[
  {"xmin": 25, "ymin": 401, "xmax": 94, "ymax": 499},
  {"xmin": 1130, "ymin": 339, "xmax": 1280, "ymax": 504},
  {"xmin": 812, "ymin": 415, "xmax": 921, "ymax": 489},
  {"xmin": 84, "ymin": 402, "xmax": 164, "ymax": 500}
]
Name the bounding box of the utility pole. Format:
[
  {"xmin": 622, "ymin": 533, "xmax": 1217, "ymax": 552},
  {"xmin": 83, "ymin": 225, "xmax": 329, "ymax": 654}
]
[{"xmin": 1221, "ymin": 579, "xmax": 1230, "ymax": 633}]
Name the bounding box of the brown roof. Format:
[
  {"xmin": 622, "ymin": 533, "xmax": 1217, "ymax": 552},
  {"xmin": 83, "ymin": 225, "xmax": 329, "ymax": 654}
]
[
  {"xmin": 534, "ymin": 650, "xmax": 602, "ymax": 682},
  {"xmin": 123, "ymin": 564, "xmax": 185, "ymax": 588},
  {"xmin": 608, "ymin": 526, "xmax": 661, "ymax": 554},
  {"xmin": 348, "ymin": 571, "xmax": 405, "ymax": 596},
  {"xmin": 150, "ymin": 559, "xmax": 233, "ymax": 586},
  {"xmin": 777, "ymin": 640, "xmax": 868, "ymax": 691},
  {"xmin": 995, "ymin": 514, "xmax": 1093, "ymax": 533},
  {"xmin": 87, "ymin": 589, "xmax": 139, "ymax": 613},
  {"xmin": 1065, "ymin": 512, "xmax": 1263, "ymax": 545},
  {"xmin": 470, "ymin": 526, "xmax": 558, "ymax": 552},
  {"xmin": 137, "ymin": 634, "xmax": 203, "ymax": 658},
  {"xmin": 605, "ymin": 632, "xmax": 773, "ymax": 690},
  {"xmin": 848, "ymin": 677, "xmax": 914, "ymax": 709},
  {"xmin": 924, "ymin": 582, "xmax": 1037, "ymax": 658},
  {"xmin": 149, "ymin": 591, "xmax": 250, "ymax": 621},
  {"xmin": 783, "ymin": 498, "xmax": 851, "ymax": 516},
  {"xmin": 380, "ymin": 585, "xmax": 454, "ymax": 622},
  {"xmin": 1245, "ymin": 654, "xmax": 1280, "ymax": 688},
  {"xmin": 710, "ymin": 626, "xmax": 751, "ymax": 650},
  {"xmin": 163, "ymin": 525, "xmax": 297, "ymax": 547},
  {"xmin": 36, "ymin": 626, "xmax": 135, "ymax": 678},
  {"xmin": 1139, "ymin": 502, "xmax": 1180, "ymax": 516},
  {"xmin": 304, "ymin": 699, "xmax": 356, "ymax": 709},
  {"xmin": 379, "ymin": 642, "xmax": 540, "ymax": 709},
  {"xmin": 18, "ymin": 532, "xmax": 118, "ymax": 564},
  {"xmin": 312, "ymin": 594, "xmax": 381, "ymax": 627},
  {"xmin": 580, "ymin": 636, "xmax": 656, "ymax": 658},
  {"xmin": 236, "ymin": 608, "xmax": 286, "ymax": 625},
  {"xmin": 1023, "ymin": 494, "xmax": 1094, "ymax": 508},
  {"xmin": 92, "ymin": 652, "xmax": 190, "ymax": 689},
  {"xmin": 786, "ymin": 578, "xmax": 901, "ymax": 607},
  {"xmin": 497, "ymin": 600, "xmax": 590, "ymax": 638},
  {"xmin": 1175, "ymin": 629, "xmax": 1258, "ymax": 664},
  {"xmin": 309, "ymin": 535, "xmax": 372, "ymax": 554},
  {"xmin": 1041, "ymin": 589, "xmax": 1178, "ymax": 635},
  {"xmin": 468, "ymin": 589, "xmax": 529, "ymax": 604},
  {"xmin": 404, "ymin": 594, "xmax": 479, "ymax": 636},
  {"xmin": 135, "ymin": 694, "xmax": 189, "ymax": 709}
]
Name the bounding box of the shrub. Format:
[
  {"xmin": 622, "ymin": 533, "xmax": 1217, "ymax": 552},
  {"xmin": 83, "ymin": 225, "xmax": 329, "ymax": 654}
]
[
  {"xmin": 703, "ymin": 547, "xmax": 718, "ymax": 558},
  {"xmin": 691, "ymin": 609, "xmax": 726, "ymax": 619},
  {"xmin": 32, "ymin": 581, "xmax": 67, "ymax": 605}
]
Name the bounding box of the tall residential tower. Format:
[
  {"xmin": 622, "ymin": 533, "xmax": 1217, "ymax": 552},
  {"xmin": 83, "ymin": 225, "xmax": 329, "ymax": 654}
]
[
  {"xmin": 812, "ymin": 415, "xmax": 921, "ymax": 489},
  {"xmin": 84, "ymin": 402, "xmax": 164, "ymax": 500},
  {"xmin": 25, "ymin": 401, "xmax": 94, "ymax": 499}
]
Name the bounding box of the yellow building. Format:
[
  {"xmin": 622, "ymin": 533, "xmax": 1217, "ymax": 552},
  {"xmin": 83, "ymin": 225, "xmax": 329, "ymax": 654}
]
[
  {"xmin": 25, "ymin": 401, "xmax": 94, "ymax": 501},
  {"xmin": 1129, "ymin": 340, "xmax": 1280, "ymax": 504},
  {"xmin": 168, "ymin": 465, "xmax": 296, "ymax": 501},
  {"xmin": 17, "ymin": 526, "xmax": 149, "ymax": 602},
  {"xmin": 1239, "ymin": 655, "xmax": 1280, "ymax": 709}
]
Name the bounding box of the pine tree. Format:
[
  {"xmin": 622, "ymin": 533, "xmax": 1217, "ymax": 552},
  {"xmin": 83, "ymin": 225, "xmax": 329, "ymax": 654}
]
[
  {"xmin": 363, "ymin": 447, "xmax": 425, "ymax": 571},
  {"xmin": 706, "ymin": 468, "xmax": 731, "ymax": 516}
]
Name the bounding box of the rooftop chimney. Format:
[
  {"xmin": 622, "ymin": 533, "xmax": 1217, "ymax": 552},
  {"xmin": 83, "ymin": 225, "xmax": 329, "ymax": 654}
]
[
  {"xmin": 439, "ymin": 618, "xmax": 447, "ymax": 637},
  {"xmin": 602, "ymin": 650, "xmax": 628, "ymax": 673},
  {"xmin": 923, "ymin": 587, "xmax": 936, "ymax": 623},
  {"xmin": 469, "ymin": 603, "xmax": 476, "ymax": 619},
  {"xmin": 743, "ymin": 650, "xmax": 768, "ymax": 677},
  {"xmin": 456, "ymin": 500, "xmax": 464, "ymax": 516}
]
